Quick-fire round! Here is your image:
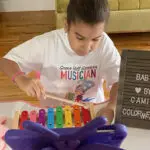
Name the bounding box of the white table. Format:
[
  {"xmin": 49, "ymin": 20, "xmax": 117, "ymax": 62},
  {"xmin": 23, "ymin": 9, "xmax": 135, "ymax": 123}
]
[
  {"xmin": 121, "ymin": 127, "xmax": 150, "ymax": 150},
  {"xmin": 0, "ymin": 101, "xmax": 150, "ymax": 150}
]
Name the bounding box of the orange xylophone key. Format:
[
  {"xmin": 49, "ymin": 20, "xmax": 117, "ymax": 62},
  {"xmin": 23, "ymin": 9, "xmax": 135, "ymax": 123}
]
[
  {"xmin": 73, "ymin": 105, "xmax": 82, "ymax": 127},
  {"xmin": 19, "ymin": 111, "xmax": 28, "ymax": 129}
]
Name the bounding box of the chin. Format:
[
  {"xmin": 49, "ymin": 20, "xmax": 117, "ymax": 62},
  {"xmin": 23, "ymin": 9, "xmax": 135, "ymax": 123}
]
[
  {"xmin": 75, "ymin": 51, "xmax": 88, "ymax": 56},
  {"xmin": 77, "ymin": 53, "xmax": 87, "ymax": 56}
]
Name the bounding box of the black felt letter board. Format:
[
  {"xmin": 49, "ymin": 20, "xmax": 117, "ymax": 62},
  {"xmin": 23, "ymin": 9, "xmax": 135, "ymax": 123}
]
[{"xmin": 115, "ymin": 49, "xmax": 150, "ymax": 129}]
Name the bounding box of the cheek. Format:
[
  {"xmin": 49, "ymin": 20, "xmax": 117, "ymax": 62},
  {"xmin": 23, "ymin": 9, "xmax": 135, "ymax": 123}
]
[
  {"xmin": 70, "ymin": 38, "xmax": 81, "ymax": 50},
  {"xmin": 70, "ymin": 40, "xmax": 78, "ymax": 49},
  {"xmin": 68, "ymin": 35, "xmax": 77, "ymax": 49},
  {"xmin": 93, "ymin": 42, "xmax": 100, "ymax": 49}
]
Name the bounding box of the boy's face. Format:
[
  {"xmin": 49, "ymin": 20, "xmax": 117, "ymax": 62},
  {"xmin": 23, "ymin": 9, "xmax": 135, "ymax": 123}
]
[{"xmin": 65, "ymin": 21, "xmax": 105, "ymax": 56}]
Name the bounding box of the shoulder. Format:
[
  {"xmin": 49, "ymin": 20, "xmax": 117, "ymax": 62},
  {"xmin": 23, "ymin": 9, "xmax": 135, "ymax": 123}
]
[
  {"xmin": 32, "ymin": 28, "xmax": 65, "ymax": 43},
  {"xmin": 99, "ymin": 32, "xmax": 120, "ymax": 62},
  {"xmin": 100, "ymin": 32, "xmax": 118, "ymax": 53},
  {"xmin": 101, "ymin": 32, "xmax": 114, "ymax": 46}
]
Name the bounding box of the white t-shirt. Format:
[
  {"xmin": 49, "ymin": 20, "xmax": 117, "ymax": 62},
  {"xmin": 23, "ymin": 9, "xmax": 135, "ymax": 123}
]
[{"xmin": 4, "ymin": 28, "xmax": 120, "ymax": 103}]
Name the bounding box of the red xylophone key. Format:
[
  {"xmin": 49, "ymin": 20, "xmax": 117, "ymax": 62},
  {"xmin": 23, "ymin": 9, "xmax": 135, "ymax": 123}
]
[
  {"xmin": 81, "ymin": 107, "xmax": 91, "ymax": 125},
  {"xmin": 19, "ymin": 111, "xmax": 28, "ymax": 129}
]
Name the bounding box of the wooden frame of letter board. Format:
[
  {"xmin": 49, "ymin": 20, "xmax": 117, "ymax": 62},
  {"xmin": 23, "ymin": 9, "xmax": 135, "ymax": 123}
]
[{"xmin": 115, "ymin": 49, "xmax": 150, "ymax": 129}]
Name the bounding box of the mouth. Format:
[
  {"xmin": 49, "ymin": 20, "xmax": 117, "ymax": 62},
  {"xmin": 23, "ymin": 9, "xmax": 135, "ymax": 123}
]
[
  {"xmin": 77, "ymin": 50, "xmax": 93, "ymax": 56},
  {"xmin": 76, "ymin": 52, "xmax": 88, "ymax": 56}
]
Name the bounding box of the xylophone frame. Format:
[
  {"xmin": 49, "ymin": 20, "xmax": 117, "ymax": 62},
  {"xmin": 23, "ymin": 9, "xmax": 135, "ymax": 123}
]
[
  {"xmin": 12, "ymin": 105, "xmax": 93, "ymax": 130},
  {"xmin": 11, "ymin": 99, "xmax": 110, "ymax": 130}
]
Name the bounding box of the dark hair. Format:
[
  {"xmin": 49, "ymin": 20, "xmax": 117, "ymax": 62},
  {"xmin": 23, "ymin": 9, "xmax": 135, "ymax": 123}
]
[{"xmin": 67, "ymin": 0, "xmax": 110, "ymax": 25}]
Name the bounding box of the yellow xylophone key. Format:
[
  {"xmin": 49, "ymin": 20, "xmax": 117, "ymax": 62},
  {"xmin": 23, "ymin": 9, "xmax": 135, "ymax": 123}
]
[
  {"xmin": 12, "ymin": 111, "xmax": 20, "ymax": 129},
  {"xmin": 64, "ymin": 106, "xmax": 73, "ymax": 127}
]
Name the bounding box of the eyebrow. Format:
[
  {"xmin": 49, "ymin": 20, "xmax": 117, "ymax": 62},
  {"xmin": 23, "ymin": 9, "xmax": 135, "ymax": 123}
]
[{"xmin": 75, "ymin": 32, "xmax": 102, "ymax": 39}]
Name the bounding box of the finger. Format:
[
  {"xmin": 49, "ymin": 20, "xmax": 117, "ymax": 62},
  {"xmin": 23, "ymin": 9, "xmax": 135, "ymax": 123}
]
[
  {"xmin": 96, "ymin": 109, "xmax": 114, "ymax": 125},
  {"xmin": 36, "ymin": 80, "xmax": 46, "ymax": 96},
  {"xmin": 26, "ymin": 88, "xmax": 36, "ymax": 97},
  {"xmin": 32, "ymin": 80, "xmax": 41, "ymax": 98}
]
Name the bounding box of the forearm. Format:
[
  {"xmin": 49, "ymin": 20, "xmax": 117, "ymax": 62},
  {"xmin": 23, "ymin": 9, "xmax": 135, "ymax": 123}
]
[
  {"xmin": 108, "ymin": 82, "xmax": 118, "ymax": 108},
  {"xmin": 0, "ymin": 58, "xmax": 22, "ymax": 79}
]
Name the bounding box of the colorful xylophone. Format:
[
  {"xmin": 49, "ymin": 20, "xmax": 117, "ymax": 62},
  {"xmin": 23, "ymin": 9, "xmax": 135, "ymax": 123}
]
[{"xmin": 12, "ymin": 105, "xmax": 93, "ymax": 130}]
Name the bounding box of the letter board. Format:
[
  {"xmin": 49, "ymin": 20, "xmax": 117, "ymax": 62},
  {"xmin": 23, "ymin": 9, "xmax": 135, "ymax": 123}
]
[{"xmin": 115, "ymin": 49, "xmax": 150, "ymax": 129}]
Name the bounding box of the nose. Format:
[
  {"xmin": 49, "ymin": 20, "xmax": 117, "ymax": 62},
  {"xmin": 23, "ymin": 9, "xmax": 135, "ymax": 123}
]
[{"xmin": 82, "ymin": 42, "xmax": 93, "ymax": 53}]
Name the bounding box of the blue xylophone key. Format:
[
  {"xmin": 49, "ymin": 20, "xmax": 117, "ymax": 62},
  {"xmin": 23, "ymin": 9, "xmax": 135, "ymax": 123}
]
[{"xmin": 47, "ymin": 108, "xmax": 55, "ymax": 129}]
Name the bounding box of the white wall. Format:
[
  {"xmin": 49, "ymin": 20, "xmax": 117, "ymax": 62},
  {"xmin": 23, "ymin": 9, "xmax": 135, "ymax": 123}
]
[{"xmin": 0, "ymin": 0, "xmax": 55, "ymax": 12}]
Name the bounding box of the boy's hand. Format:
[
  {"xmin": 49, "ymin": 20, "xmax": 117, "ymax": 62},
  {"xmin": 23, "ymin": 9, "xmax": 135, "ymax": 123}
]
[
  {"xmin": 15, "ymin": 75, "xmax": 45, "ymax": 99},
  {"xmin": 96, "ymin": 105, "xmax": 115, "ymax": 125}
]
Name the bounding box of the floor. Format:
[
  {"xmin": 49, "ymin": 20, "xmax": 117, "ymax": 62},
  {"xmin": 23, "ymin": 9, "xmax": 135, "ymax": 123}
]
[
  {"xmin": 0, "ymin": 32, "xmax": 150, "ymax": 105},
  {"xmin": 109, "ymin": 32, "xmax": 150, "ymax": 53}
]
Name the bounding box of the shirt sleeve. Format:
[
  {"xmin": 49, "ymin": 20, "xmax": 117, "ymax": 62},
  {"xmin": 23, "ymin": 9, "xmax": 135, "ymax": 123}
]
[
  {"xmin": 100, "ymin": 34, "xmax": 121, "ymax": 89},
  {"xmin": 3, "ymin": 35, "xmax": 46, "ymax": 74}
]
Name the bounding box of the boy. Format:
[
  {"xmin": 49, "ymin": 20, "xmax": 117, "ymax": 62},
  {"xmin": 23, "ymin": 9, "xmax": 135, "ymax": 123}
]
[{"xmin": 0, "ymin": 0, "xmax": 120, "ymax": 123}]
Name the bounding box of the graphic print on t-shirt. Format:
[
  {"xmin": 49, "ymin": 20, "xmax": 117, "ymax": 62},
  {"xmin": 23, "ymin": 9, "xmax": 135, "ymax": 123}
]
[
  {"xmin": 60, "ymin": 65, "xmax": 97, "ymax": 80},
  {"xmin": 74, "ymin": 80, "xmax": 95, "ymax": 102},
  {"xmin": 59, "ymin": 64, "xmax": 98, "ymax": 102}
]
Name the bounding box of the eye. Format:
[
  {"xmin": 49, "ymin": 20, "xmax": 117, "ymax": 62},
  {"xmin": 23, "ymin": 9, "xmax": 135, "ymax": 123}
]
[
  {"xmin": 92, "ymin": 38, "xmax": 100, "ymax": 42},
  {"xmin": 76, "ymin": 37, "xmax": 84, "ymax": 41}
]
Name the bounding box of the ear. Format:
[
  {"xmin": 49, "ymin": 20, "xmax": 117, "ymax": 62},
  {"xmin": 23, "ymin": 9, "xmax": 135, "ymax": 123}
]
[{"xmin": 64, "ymin": 19, "xmax": 69, "ymax": 33}]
